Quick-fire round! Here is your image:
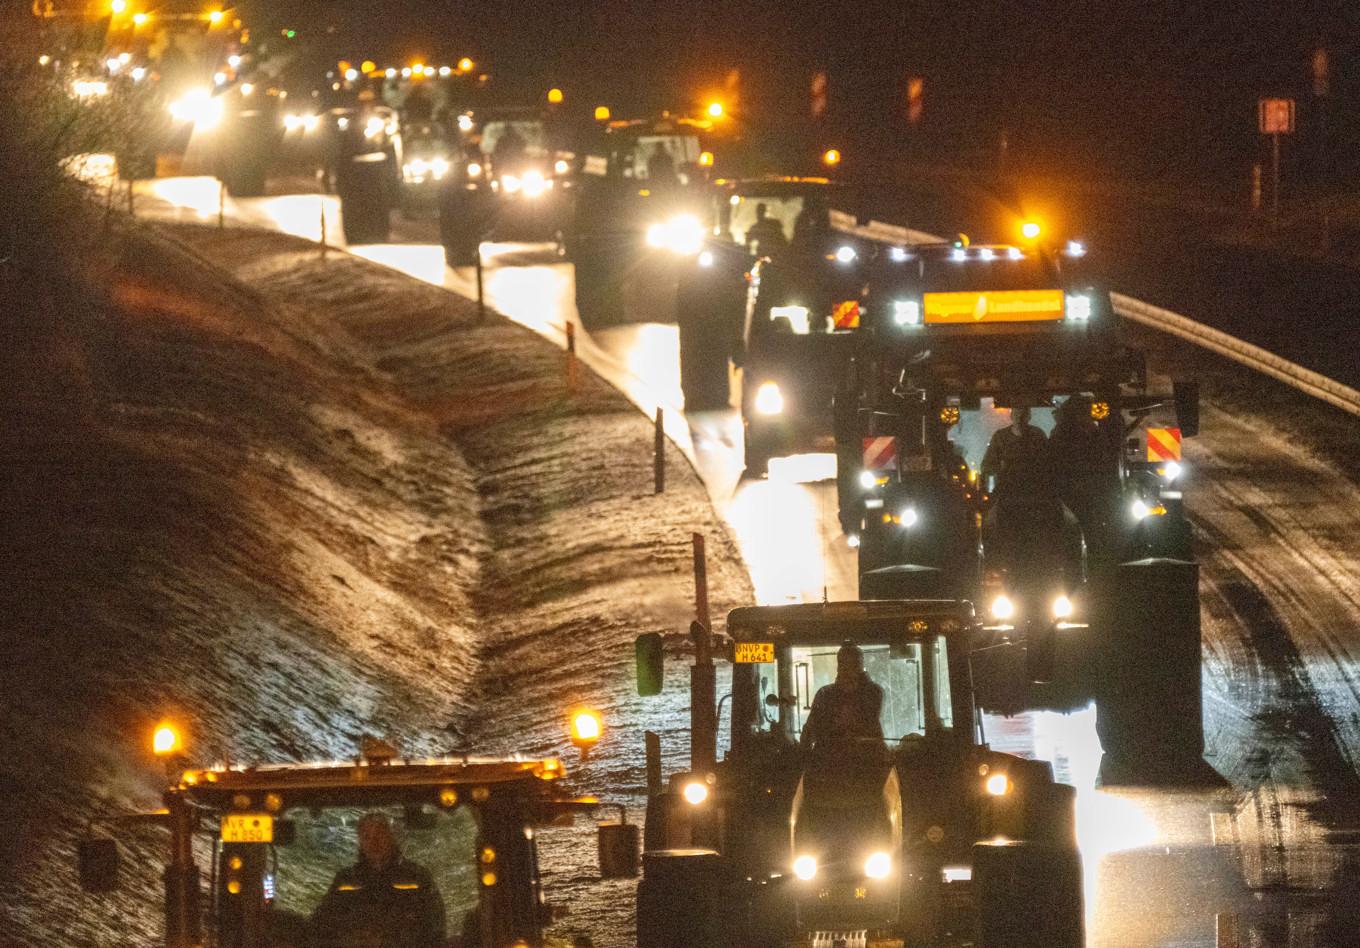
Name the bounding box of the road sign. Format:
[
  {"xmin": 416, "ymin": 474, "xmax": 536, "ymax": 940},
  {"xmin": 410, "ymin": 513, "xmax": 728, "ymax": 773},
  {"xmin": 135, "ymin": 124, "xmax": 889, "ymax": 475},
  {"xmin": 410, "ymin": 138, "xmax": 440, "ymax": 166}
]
[{"xmin": 1258, "ymin": 98, "xmax": 1295, "ymax": 135}]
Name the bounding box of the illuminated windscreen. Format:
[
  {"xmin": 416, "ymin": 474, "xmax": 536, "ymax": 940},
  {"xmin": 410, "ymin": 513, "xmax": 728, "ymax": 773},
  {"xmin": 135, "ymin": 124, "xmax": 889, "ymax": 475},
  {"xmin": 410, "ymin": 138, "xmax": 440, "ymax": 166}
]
[
  {"xmin": 627, "ymin": 134, "xmax": 701, "ymax": 179},
  {"xmin": 748, "ymin": 635, "xmax": 955, "ymax": 741},
  {"xmin": 728, "ymin": 195, "xmax": 803, "ymax": 253},
  {"xmin": 263, "ymin": 805, "xmax": 479, "ymax": 943},
  {"xmin": 480, "ymin": 120, "xmax": 548, "ymax": 157}
]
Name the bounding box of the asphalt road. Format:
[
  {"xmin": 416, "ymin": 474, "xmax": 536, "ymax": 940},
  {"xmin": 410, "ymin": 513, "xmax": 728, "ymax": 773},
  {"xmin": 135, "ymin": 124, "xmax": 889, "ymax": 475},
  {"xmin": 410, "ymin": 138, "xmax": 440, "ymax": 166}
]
[{"xmin": 134, "ymin": 176, "xmax": 1360, "ymax": 947}]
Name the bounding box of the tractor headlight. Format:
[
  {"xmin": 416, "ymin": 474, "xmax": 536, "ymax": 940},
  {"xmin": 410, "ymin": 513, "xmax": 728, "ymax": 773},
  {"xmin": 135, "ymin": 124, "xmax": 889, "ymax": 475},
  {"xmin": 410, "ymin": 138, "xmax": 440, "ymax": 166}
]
[
  {"xmin": 1160, "ymin": 460, "xmax": 1183, "ymax": 482},
  {"xmin": 682, "ymin": 781, "xmax": 709, "ymax": 806},
  {"xmin": 753, "ymin": 381, "xmax": 784, "ymax": 416},
  {"xmin": 521, "ymin": 169, "xmax": 550, "ymax": 197},
  {"xmin": 834, "ymin": 245, "xmax": 857, "ymax": 264},
  {"xmin": 990, "ymin": 594, "xmax": 1015, "ymax": 621},
  {"xmin": 893, "ymin": 300, "xmax": 921, "ymax": 326},
  {"xmin": 1052, "ymin": 594, "xmax": 1074, "ymax": 619},
  {"xmin": 466, "ymin": 161, "xmax": 483, "ymax": 178},
  {"xmin": 858, "ymin": 470, "xmax": 878, "ymax": 490},
  {"xmin": 985, "ymin": 773, "xmax": 1011, "ymax": 796},
  {"xmin": 697, "ymin": 250, "xmax": 714, "ymax": 268},
  {"xmin": 898, "ymin": 507, "xmax": 919, "ymax": 528},
  {"xmin": 792, "ymin": 855, "xmax": 818, "ymax": 881},
  {"xmin": 501, "ymin": 173, "xmax": 522, "ymax": 194},
  {"xmin": 429, "ymin": 157, "xmax": 451, "ymax": 180},
  {"xmin": 864, "ymin": 851, "xmax": 892, "ymax": 880},
  {"xmin": 1065, "ymin": 293, "xmax": 1093, "ymax": 322},
  {"xmin": 364, "ymin": 116, "xmax": 385, "ymax": 139},
  {"xmin": 645, "ymin": 213, "xmax": 705, "ymax": 255}
]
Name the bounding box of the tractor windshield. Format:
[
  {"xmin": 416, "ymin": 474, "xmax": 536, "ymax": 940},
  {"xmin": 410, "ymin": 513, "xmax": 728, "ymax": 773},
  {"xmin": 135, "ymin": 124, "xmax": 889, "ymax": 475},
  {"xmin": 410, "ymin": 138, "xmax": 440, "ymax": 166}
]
[
  {"xmin": 218, "ymin": 804, "xmax": 480, "ymax": 948},
  {"xmin": 755, "ymin": 635, "xmax": 955, "ymax": 743}
]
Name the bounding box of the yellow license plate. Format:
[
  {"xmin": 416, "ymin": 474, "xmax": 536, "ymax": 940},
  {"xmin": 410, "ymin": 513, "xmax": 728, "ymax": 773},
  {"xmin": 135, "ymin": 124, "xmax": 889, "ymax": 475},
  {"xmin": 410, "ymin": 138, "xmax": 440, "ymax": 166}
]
[
  {"xmin": 221, "ymin": 813, "xmax": 273, "ymax": 844},
  {"xmin": 924, "ymin": 289, "xmax": 1065, "ymax": 324},
  {"xmin": 733, "ymin": 642, "xmax": 774, "ymax": 663}
]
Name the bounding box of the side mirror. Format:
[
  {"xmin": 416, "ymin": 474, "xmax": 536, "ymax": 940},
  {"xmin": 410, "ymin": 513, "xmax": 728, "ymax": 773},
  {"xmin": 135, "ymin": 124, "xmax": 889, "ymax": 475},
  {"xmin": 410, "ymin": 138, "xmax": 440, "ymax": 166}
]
[
  {"xmin": 597, "ymin": 810, "xmax": 640, "ymax": 879},
  {"xmin": 1173, "ymin": 381, "xmax": 1200, "ymax": 438},
  {"xmin": 78, "ymin": 837, "xmax": 120, "ymax": 893},
  {"xmin": 635, "ymin": 633, "xmax": 663, "ymax": 697}
]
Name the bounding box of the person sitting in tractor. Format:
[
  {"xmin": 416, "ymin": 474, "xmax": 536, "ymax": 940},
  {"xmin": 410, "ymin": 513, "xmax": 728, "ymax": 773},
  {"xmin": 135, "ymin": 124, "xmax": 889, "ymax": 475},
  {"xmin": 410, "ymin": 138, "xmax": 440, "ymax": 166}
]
[
  {"xmin": 311, "ymin": 813, "xmax": 445, "ymax": 948},
  {"xmin": 1049, "ymin": 394, "xmax": 1118, "ymax": 556},
  {"xmin": 800, "ymin": 643, "xmax": 885, "ymax": 762},
  {"xmin": 493, "ymin": 125, "xmax": 528, "ymax": 172},
  {"xmin": 645, "ymin": 142, "xmax": 679, "ymax": 188},
  {"xmin": 981, "ymin": 406, "xmax": 1050, "ymax": 498},
  {"xmin": 745, "ymin": 202, "xmax": 788, "ymax": 257}
]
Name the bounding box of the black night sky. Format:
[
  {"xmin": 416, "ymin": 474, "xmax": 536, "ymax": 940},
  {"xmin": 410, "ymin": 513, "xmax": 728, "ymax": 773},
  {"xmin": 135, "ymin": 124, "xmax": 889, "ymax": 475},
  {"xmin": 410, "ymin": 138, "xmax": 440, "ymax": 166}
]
[{"xmin": 238, "ymin": 2, "xmax": 1360, "ymax": 184}]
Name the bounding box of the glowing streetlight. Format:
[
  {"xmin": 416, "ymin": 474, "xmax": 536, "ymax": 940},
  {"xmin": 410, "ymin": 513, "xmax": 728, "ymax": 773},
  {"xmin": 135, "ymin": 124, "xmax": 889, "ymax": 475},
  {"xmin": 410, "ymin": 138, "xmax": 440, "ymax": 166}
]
[{"xmin": 458, "ymin": 57, "xmax": 474, "ymax": 72}]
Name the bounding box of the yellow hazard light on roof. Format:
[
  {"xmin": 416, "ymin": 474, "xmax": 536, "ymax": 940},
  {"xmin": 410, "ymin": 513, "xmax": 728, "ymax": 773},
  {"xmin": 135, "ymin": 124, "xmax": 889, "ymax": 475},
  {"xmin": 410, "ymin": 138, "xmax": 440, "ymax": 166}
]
[
  {"xmin": 1090, "ymin": 401, "xmax": 1110, "ymax": 420},
  {"xmin": 594, "ymin": 105, "xmax": 611, "ymax": 121},
  {"xmin": 208, "ymin": 9, "xmax": 223, "ymax": 25},
  {"xmin": 706, "ymin": 101, "xmax": 724, "ymax": 118},
  {"xmin": 153, "ymin": 724, "xmax": 182, "ymax": 757},
  {"xmin": 111, "ymin": 0, "xmax": 127, "ymax": 12},
  {"xmin": 548, "ymin": 87, "xmax": 564, "ymax": 104},
  {"xmin": 361, "ymin": 60, "xmax": 376, "ymax": 74},
  {"xmin": 822, "ymin": 148, "xmax": 841, "ymax": 166},
  {"xmin": 1020, "ymin": 220, "xmax": 1042, "ymax": 240},
  {"xmin": 132, "ymin": 11, "xmax": 148, "ymax": 26},
  {"xmin": 571, "ymin": 709, "xmax": 603, "ymax": 747},
  {"xmin": 458, "ymin": 57, "xmax": 475, "ymax": 72},
  {"xmin": 698, "ymin": 151, "xmax": 714, "ymax": 168}
]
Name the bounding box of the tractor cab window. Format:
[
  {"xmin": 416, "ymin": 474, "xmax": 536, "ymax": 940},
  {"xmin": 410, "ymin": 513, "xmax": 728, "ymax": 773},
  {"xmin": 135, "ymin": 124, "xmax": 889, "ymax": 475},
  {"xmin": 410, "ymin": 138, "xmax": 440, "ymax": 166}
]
[
  {"xmin": 480, "ymin": 120, "xmax": 548, "ymax": 159},
  {"xmin": 727, "ymin": 195, "xmax": 803, "ymax": 255},
  {"xmin": 624, "ymin": 134, "xmax": 701, "ymax": 181},
  {"xmin": 786, "ymin": 641, "xmax": 932, "ymax": 744},
  {"xmin": 233, "ymin": 804, "xmax": 480, "ymax": 946}
]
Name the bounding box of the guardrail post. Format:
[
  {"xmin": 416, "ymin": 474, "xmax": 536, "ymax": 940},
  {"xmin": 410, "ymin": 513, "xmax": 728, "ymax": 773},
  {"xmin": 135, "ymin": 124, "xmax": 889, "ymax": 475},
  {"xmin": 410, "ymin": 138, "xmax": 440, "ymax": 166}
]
[
  {"xmin": 565, "ymin": 322, "xmax": 578, "ymax": 390},
  {"xmin": 475, "ymin": 242, "xmax": 485, "ymax": 322},
  {"xmin": 218, "ymin": 181, "xmax": 226, "ymax": 229},
  {"xmin": 653, "ymin": 407, "xmax": 665, "ymax": 493},
  {"xmin": 319, "ymin": 201, "xmax": 327, "ymax": 258},
  {"xmin": 692, "ymin": 532, "xmax": 709, "ymax": 630}
]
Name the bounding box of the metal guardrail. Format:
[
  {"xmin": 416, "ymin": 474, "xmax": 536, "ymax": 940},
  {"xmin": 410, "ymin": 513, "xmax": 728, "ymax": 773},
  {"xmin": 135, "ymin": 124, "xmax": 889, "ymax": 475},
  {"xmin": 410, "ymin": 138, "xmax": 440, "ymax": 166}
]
[
  {"xmin": 1112, "ymin": 293, "xmax": 1360, "ymax": 418},
  {"xmin": 830, "ymin": 211, "xmax": 1360, "ymax": 418}
]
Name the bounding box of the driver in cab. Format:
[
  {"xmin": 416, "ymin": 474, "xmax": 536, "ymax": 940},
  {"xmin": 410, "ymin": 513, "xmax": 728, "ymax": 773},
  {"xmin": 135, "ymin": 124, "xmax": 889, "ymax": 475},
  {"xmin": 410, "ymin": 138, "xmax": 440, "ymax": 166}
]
[
  {"xmin": 800, "ymin": 643, "xmax": 884, "ymax": 764},
  {"xmin": 310, "ymin": 813, "xmax": 445, "ymax": 948}
]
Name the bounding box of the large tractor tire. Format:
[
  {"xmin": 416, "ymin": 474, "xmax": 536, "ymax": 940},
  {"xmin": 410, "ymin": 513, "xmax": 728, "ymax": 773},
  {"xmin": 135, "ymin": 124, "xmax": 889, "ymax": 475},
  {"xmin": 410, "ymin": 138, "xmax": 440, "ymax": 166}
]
[
  {"xmin": 678, "ymin": 311, "xmax": 730, "ymax": 411},
  {"xmin": 337, "ymin": 155, "xmax": 391, "ymax": 246},
  {"xmin": 636, "ymin": 849, "xmax": 725, "ymax": 948},
  {"xmin": 439, "ymin": 191, "xmax": 487, "ymax": 267},
  {"xmin": 573, "ymin": 247, "xmax": 624, "ymax": 331},
  {"xmin": 220, "ymin": 151, "xmax": 268, "ymax": 198},
  {"xmin": 973, "ymin": 840, "xmax": 1083, "ymax": 948},
  {"xmin": 1092, "ymin": 558, "xmax": 1218, "ymax": 786}
]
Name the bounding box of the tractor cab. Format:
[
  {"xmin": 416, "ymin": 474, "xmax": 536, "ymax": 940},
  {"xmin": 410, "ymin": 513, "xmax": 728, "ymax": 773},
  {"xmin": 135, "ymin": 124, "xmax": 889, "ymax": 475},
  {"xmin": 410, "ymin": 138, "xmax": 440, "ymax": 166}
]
[
  {"xmin": 78, "ymin": 730, "xmax": 633, "ymax": 948},
  {"xmin": 634, "ymin": 600, "xmax": 1082, "ymax": 947}
]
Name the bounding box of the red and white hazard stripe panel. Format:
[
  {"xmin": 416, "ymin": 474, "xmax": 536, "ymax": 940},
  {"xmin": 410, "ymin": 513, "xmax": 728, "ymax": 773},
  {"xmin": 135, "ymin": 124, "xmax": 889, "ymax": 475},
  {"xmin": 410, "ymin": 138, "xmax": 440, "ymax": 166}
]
[{"xmin": 862, "ymin": 436, "xmax": 897, "ymax": 471}]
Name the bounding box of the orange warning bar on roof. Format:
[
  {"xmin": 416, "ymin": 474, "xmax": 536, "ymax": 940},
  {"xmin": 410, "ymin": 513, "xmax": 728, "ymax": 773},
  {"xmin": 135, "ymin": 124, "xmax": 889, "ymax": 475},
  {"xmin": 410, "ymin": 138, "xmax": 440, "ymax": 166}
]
[{"xmin": 923, "ymin": 289, "xmax": 1064, "ymax": 324}]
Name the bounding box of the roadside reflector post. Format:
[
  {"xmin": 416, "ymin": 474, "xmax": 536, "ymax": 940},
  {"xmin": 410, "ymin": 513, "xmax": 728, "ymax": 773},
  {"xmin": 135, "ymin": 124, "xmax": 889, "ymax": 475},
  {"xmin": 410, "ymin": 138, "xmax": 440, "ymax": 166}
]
[
  {"xmin": 692, "ymin": 532, "xmax": 710, "ymax": 632},
  {"xmin": 319, "ymin": 200, "xmax": 327, "ymax": 258},
  {"xmin": 565, "ymin": 322, "xmax": 578, "ymax": 390},
  {"xmin": 218, "ymin": 180, "xmax": 226, "ymax": 228},
  {"xmin": 475, "ymin": 241, "xmax": 485, "ymax": 322},
  {"xmin": 653, "ymin": 407, "xmax": 665, "ymax": 493}
]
